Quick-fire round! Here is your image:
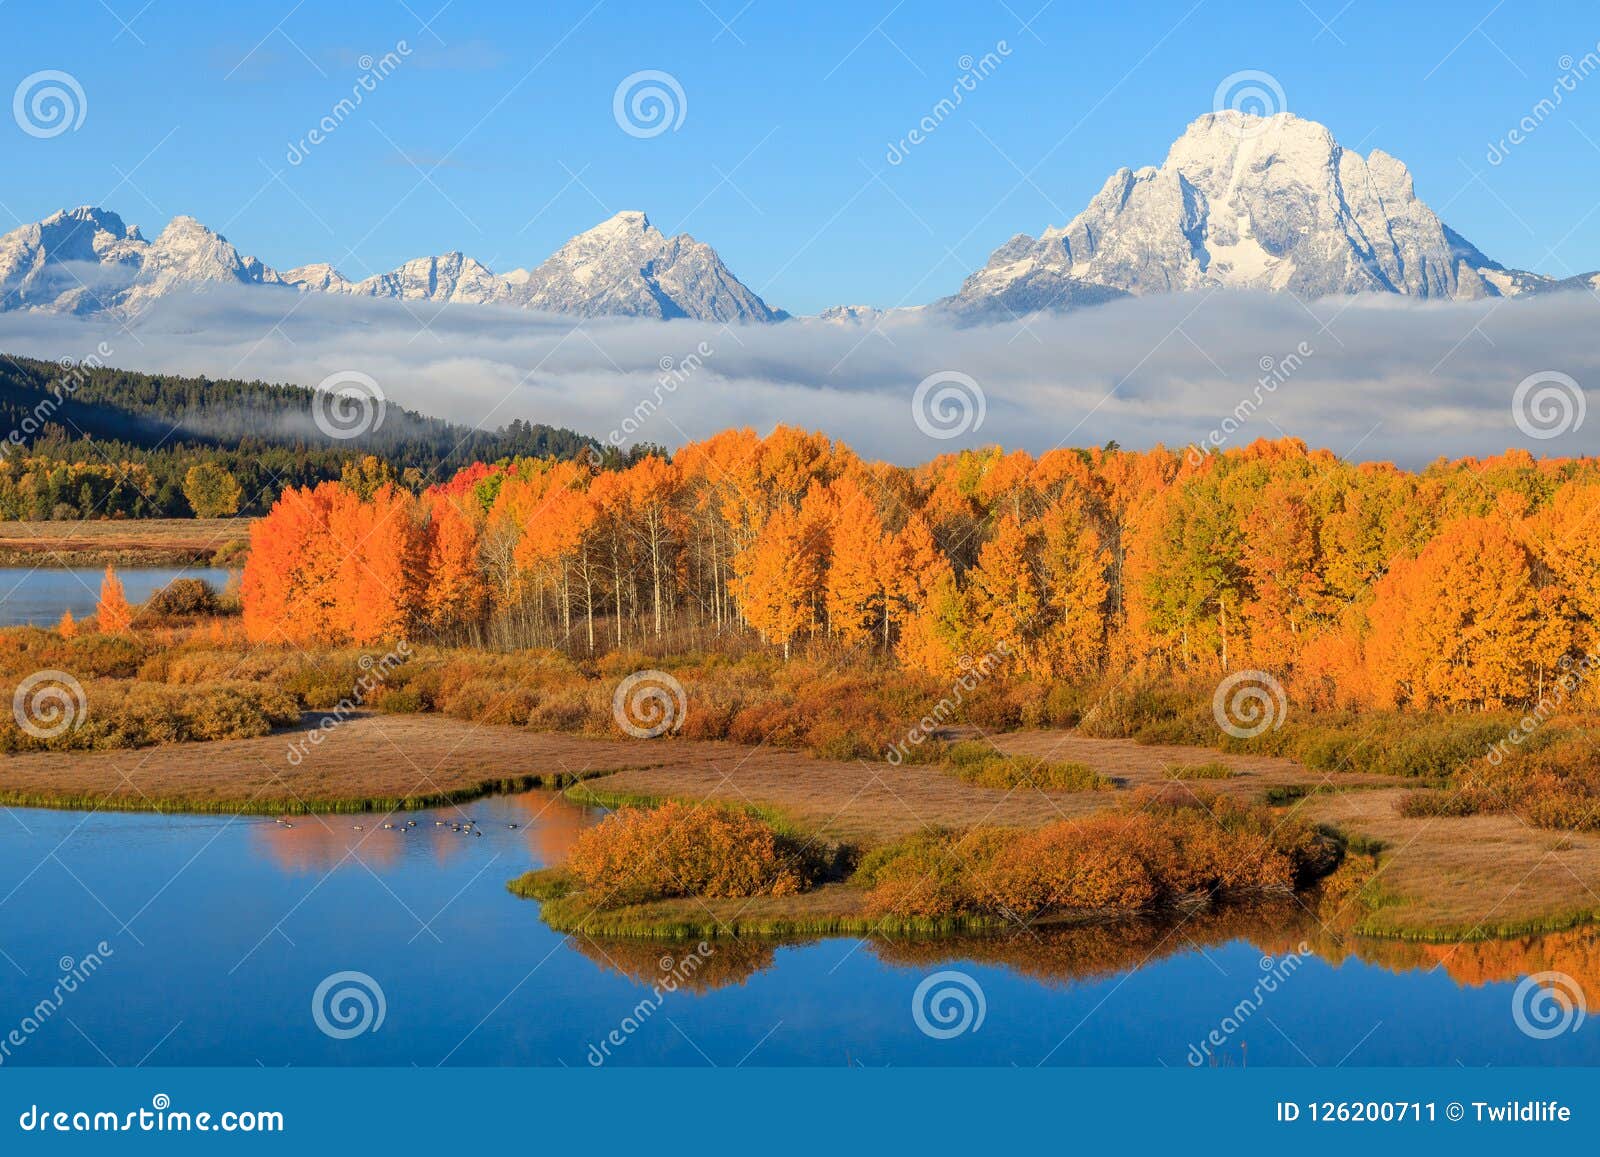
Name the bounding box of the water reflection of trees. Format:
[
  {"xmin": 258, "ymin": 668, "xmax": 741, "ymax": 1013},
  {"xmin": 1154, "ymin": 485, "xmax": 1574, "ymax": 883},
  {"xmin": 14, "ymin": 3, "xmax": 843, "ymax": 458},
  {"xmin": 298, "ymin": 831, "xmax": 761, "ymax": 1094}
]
[
  {"xmin": 565, "ymin": 903, "xmax": 1600, "ymax": 999},
  {"xmin": 568, "ymin": 934, "xmax": 781, "ymax": 993}
]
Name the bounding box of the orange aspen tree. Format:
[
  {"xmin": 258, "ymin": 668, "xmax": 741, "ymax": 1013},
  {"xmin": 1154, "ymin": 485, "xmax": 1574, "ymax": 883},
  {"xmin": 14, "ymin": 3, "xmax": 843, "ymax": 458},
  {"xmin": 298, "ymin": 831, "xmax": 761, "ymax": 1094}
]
[
  {"xmin": 731, "ymin": 504, "xmax": 818, "ymax": 658},
  {"xmin": 1365, "ymin": 516, "xmax": 1567, "ymax": 709},
  {"xmin": 96, "ymin": 566, "xmax": 134, "ymax": 634},
  {"xmin": 425, "ymin": 496, "xmax": 489, "ymax": 635},
  {"xmin": 967, "ymin": 514, "xmax": 1042, "ymax": 663},
  {"xmin": 823, "ymin": 477, "xmax": 890, "ymax": 646}
]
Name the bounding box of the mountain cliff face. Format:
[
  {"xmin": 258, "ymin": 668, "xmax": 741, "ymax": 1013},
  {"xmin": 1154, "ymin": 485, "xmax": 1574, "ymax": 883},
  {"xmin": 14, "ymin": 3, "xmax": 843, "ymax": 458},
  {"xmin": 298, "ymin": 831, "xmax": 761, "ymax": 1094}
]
[
  {"xmin": 945, "ymin": 111, "xmax": 1575, "ymax": 315},
  {"xmin": 4, "ymin": 115, "xmax": 1591, "ymax": 325},
  {"xmin": 0, "ymin": 207, "xmax": 282, "ymax": 316},
  {"xmin": 507, "ymin": 211, "xmax": 785, "ymax": 321},
  {"xmin": 0, "ymin": 207, "xmax": 782, "ymax": 322}
]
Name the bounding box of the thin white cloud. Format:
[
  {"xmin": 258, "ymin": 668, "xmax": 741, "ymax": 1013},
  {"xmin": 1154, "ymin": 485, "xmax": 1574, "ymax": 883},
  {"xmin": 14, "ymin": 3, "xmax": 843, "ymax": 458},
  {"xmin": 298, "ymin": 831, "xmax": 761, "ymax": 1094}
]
[{"xmin": 0, "ymin": 287, "xmax": 1595, "ymax": 467}]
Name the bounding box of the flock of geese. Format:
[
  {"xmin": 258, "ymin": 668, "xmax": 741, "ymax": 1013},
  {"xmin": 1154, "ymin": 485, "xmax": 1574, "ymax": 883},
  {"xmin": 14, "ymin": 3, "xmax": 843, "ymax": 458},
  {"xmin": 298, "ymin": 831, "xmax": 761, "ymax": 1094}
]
[{"xmin": 271, "ymin": 816, "xmax": 519, "ymax": 837}]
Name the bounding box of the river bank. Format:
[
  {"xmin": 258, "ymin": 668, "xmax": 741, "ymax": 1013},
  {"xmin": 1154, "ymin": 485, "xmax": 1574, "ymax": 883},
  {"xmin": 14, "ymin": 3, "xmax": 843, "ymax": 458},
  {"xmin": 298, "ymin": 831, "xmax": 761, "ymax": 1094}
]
[{"xmin": 4, "ymin": 712, "xmax": 1595, "ymax": 943}]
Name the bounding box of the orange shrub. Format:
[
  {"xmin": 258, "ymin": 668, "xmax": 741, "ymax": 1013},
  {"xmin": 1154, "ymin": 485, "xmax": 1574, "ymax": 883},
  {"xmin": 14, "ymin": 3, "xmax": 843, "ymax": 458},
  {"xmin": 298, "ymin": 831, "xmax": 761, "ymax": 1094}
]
[
  {"xmin": 861, "ymin": 790, "xmax": 1332, "ymax": 921},
  {"xmin": 565, "ymin": 800, "xmax": 813, "ymax": 907}
]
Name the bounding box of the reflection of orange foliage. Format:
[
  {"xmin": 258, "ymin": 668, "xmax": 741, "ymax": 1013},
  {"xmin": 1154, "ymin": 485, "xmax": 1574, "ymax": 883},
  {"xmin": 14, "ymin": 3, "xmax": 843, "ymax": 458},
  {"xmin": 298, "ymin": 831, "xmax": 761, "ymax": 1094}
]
[
  {"xmin": 251, "ymin": 816, "xmax": 404, "ymax": 873},
  {"xmin": 1350, "ymin": 929, "xmax": 1598, "ymax": 1009},
  {"xmin": 569, "ymin": 934, "xmax": 775, "ymax": 993},
  {"xmin": 508, "ymin": 791, "xmax": 602, "ymax": 867}
]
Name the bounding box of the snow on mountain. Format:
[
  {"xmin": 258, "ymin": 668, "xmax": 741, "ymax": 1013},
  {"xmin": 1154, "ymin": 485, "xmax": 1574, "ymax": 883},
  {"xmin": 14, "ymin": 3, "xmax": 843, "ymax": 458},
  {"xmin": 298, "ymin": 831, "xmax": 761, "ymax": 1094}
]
[
  {"xmin": 508, "ymin": 211, "xmax": 785, "ymax": 322},
  {"xmin": 947, "ymin": 111, "xmax": 1591, "ymax": 315},
  {"xmin": 0, "ymin": 206, "xmax": 281, "ymax": 316},
  {"xmin": 4, "ymin": 124, "xmax": 1595, "ymax": 328},
  {"xmin": 0, "ymin": 206, "xmax": 783, "ymax": 323},
  {"xmin": 282, "ymin": 263, "xmax": 351, "ymax": 293},
  {"xmin": 347, "ymin": 251, "xmax": 512, "ymax": 306}
]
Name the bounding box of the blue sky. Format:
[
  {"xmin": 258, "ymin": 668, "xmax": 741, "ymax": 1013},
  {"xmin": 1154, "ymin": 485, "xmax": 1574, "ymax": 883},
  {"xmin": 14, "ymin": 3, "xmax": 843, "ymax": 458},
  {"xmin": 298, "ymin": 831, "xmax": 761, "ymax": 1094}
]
[{"xmin": 5, "ymin": 0, "xmax": 1600, "ymax": 314}]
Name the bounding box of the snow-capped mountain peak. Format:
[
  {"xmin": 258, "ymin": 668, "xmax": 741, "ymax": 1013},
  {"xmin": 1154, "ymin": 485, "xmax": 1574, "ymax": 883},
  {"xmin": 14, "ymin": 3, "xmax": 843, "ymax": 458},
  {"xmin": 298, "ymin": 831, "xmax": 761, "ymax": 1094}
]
[
  {"xmin": 946, "ymin": 110, "xmax": 1580, "ymax": 316},
  {"xmin": 513, "ymin": 210, "xmax": 785, "ymax": 321},
  {"xmin": 0, "ymin": 206, "xmax": 783, "ymax": 323}
]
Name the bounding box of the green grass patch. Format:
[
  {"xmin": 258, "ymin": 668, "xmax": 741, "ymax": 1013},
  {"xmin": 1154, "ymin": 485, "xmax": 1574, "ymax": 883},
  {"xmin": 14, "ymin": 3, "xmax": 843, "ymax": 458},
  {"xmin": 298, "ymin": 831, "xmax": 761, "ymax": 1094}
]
[
  {"xmin": 940, "ymin": 740, "xmax": 1111, "ymax": 791},
  {"xmin": 1163, "ymin": 761, "xmax": 1236, "ymax": 780}
]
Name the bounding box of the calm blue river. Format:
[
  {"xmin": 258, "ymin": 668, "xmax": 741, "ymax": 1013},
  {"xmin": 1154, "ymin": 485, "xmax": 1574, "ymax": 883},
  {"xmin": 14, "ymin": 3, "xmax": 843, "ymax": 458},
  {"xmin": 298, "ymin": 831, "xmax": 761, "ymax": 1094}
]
[
  {"xmin": 0, "ymin": 789, "xmax": 1596, "ymax": 1067},
  {"xmin": 0, "ymin": 567, "xmax": 235, "ymax": 627}
]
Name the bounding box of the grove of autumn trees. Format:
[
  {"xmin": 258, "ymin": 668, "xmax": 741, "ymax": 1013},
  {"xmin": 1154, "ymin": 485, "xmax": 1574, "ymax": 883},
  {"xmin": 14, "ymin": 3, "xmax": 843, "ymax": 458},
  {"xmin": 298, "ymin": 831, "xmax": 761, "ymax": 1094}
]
[{"xmin": 241, "ymin": 429, "xmax": 1600, "ymax": 713}]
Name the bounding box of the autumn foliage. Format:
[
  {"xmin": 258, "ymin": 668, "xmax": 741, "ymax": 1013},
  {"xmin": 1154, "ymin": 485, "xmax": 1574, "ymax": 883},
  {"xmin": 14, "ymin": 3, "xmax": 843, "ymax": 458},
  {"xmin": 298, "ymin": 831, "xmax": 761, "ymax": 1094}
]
[
  {"xmin": 96, "ymin": 566, "xmax": 134, "ymax": 634},
  {"xmin": 242, "ymin": 469, "xmax": 486, "ymax": 646},
  {"xmin": 564, "ymin": 801, "xmax": 813, "ymax": 907},
  {"xmin": 859, "ymin": 789, "xmax": 1333, "ymax": 921},
  {"xmin": 239, "ymin": 431, "xmax": 1600, "ymax": 715}
]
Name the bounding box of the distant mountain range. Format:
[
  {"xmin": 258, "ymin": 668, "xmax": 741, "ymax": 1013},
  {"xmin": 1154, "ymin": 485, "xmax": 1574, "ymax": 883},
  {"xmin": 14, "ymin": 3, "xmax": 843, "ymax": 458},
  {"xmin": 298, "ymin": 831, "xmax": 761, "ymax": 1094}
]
[
  {"xmin": 0, "ymin": 207, "xmax": 786, "ymax": 324},
  {"xmin": 3, "ymin": 112, "xmax": 1593, "ymax": 327}
]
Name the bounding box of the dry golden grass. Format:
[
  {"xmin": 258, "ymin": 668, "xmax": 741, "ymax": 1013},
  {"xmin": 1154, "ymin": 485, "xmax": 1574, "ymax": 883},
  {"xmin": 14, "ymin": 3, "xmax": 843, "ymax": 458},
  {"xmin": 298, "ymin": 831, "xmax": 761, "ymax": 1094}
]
[
  {"xmin": 0, "ymin": 713, "xmax": 1369, "ymax": 830},
  {"xmin": 0, "ymin": 713, "xmax": 685, "ymax": 813},
  {"xmin": 0, "ymin": 518, "xmax": 253, "ymax": 566},
  {"xmin": 1304, "ymin": 789, "xmax": 1600, "ymax": 939}
]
